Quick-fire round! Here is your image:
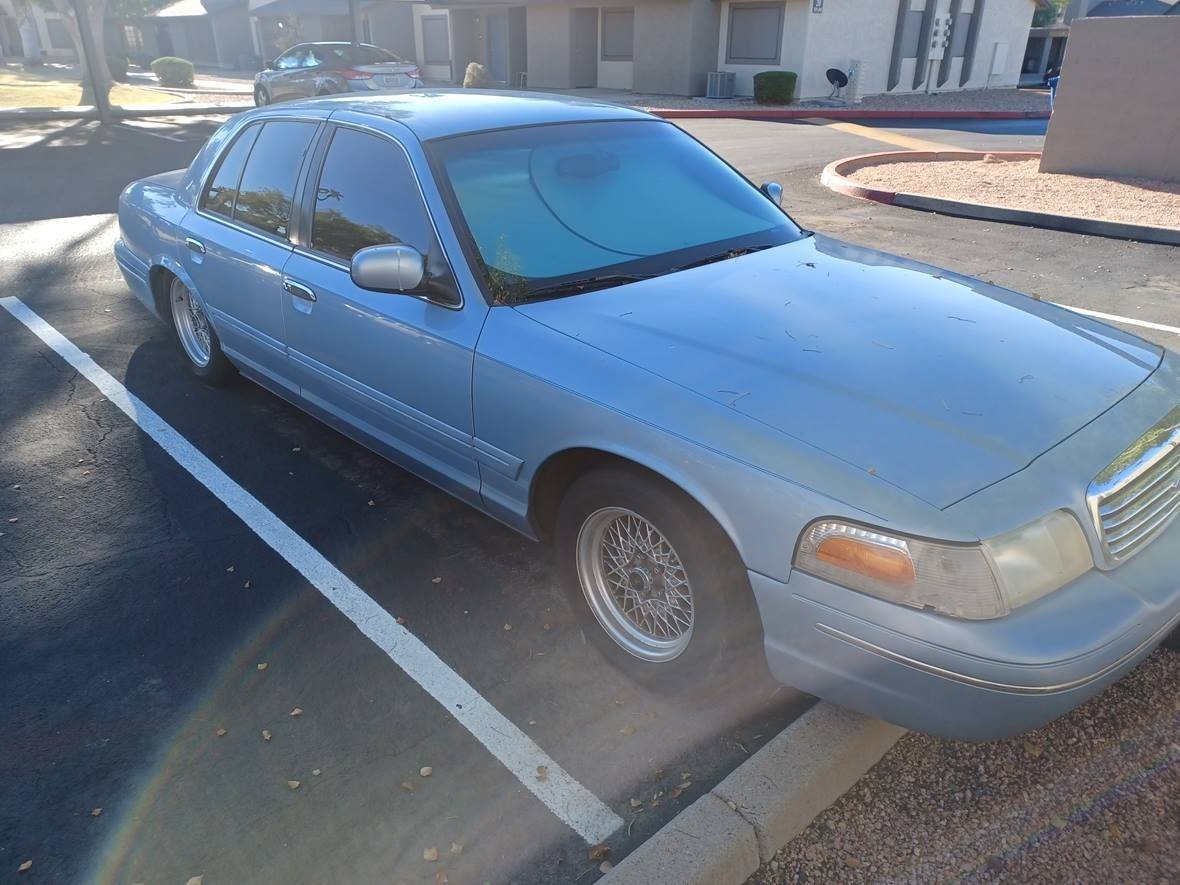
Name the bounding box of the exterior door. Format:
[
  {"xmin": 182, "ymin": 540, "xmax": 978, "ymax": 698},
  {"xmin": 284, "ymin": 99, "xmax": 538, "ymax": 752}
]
[
  {"xmin": 486, "ymin": 13, "xmax": 509, "ymax": 84},
  {"xmin": 280, "ymin": 125, "xmax": 485, "ymax": 502},
  {"xmin": 571, "ymin": 8, "xmax": 598, "ymax": 88},
  {"xmin": 182, "ymin": 118, "xmax": 320, "ymax": 393}
]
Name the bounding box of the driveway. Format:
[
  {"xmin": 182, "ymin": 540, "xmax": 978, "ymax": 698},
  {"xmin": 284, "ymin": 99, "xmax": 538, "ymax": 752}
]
[{"xmin": 1, "ymin": 112, "xmax": 1176, "ymax": 884}]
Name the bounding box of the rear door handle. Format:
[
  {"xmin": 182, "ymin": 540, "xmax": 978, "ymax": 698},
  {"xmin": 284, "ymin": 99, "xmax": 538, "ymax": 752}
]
[
  {"xmin": 185, "ymin": 237, "xmax": 206, "ymax": 255},
  {"xmin": 283, "ymin": 278, "xmax": 317, "ymax": 302}
]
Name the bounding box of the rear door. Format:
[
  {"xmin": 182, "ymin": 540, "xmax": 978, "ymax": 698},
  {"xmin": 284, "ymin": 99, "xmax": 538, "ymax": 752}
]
[
  {"xmin": 279, "ymin": 123, "xmax": 488, "ymax": 503},
  {"xmin": 181, "ymin": 117, "xmax": 321, "ymax": 392}
]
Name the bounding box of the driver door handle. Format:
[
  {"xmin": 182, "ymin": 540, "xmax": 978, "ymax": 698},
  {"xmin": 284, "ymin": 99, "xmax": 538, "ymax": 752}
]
[
  {"xmin": 283, "ymin": 277, "xmax": 317, "ymax": 302},
  {"xmin": 185, "ymin": 237, "xmax": 206, "ymax": 255}
]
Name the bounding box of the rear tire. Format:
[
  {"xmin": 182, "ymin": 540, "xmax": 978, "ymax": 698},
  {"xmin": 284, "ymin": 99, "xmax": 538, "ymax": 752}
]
[
  {"xmin": 554, "ymin": 466, "xmax": 762, "ymax": 692},
  {"xmin": 254, "ymin": 85, "xmax": 269, "ymax": 106},
  {"xmin": 167, "ymin": 276, "xmax": 235, "ymax": 386}
]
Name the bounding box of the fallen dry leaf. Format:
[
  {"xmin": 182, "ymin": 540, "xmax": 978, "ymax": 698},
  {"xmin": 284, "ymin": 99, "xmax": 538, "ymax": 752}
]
[
  {"xmin": 312, "ymin": 769, "xmax": 322, "ymax": 777},
  {"xmin": 435, "ymin": 873, "xmax": 449, "ymax": 884},
  {"xmin": 256, "ymin": 662, "xmax": 268, "ymax": 671},
  {"xmin": 396, "ymin": 616, "xmax": 407, "ymax": 625},
  {"xmin": 216, "ymin": 728, "xmax": 227, "ymax": 737},
  {"xmin": 614, "ymin": 699, "xmax": 625, "ymax": 706},
  {"xmin": 423, "ymin": 846, "xmax": 439, "ymax": 862},
  {"xmin": 619, "ymin": 726, "xmax": 635, "ymax": 736},
  {"xmin": 7, "ymin": 518, "xmax": 17, "ymax": 523},
  {"xmin": 262, "ymin": 729, "xmax": 272, "ymax": 741},
  {"xmin": 185, "ymin": 878, "xmax": 202, "ymax": 885},
  {"xmin": 588, "ymin": 844, "xmax": 610, "ymax": 861},
  {"xmin": 419, "ymin": 766, "xmax": 433, "ymax": 777},
  {"xmin": 600, "ymin": 861, "xmax": 614, "ymax": 873},
  {"xmin": 528, "ymin": 719, "xmax": 537, "ymax": 726},
  {"xmin": 503, "ymin": 623, "xmax": 512, "ymax": 631},
  {"xmin": 226, "ymin": 565, "xmax": 235, "ymax": 573},
  {"xmin": 680, "ymin": 772, "xmax": 692, "ymax": 780},
  {"xmin": 668, "ymin": 787, "xmax": 683, "ymax": 799},
  {"xmin": 401, "ymin": 780, "xmax": 415, "ymax": 792},
  {"xmin": 542, "ymin": 623, "xmax": 551, "ymax": 630},
  {"xmin": 19, "ymin": 860, "xmax": 32, "ymax": 872},
  {"xmin": 287, "ymin": 780, "xmax": 301, "ymax": 790},
  {"xmin": 536, "ymin": 765, "xmax": 549, "ymax": 782},
  {"xmin": 243, "ymin": 580, "xmax": 251, "ymax": 589},
  {"xmin": 368, "ymin": 500, "xmax": 376, "ymax": 507},
  {"xmin": 289, "ymin": 707, "xmax": 303, "ymax": 717},
  {"xmin": 629, "ymin": 798, "xmax": 642, "ymax": 809},
  {"xmin": 91, "ymin": 807, "xmax": 103, "ymax": 817},
  {"xmin": 450, "ymin": 842, "xmax": 463, "ymax": 855},
  {"xmin": 431, "ymin": 576, "xmax": 442, "ymax": 584},
  {"xmin": 726, "ymin": 800, "xmax": 738, "ymax": 812}
]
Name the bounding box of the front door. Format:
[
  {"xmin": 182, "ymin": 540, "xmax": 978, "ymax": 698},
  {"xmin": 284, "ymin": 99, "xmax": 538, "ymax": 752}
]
[
  {"xmin": 571, "ymin": 8, "xmax": 598, "ymax": 88},
  {"xmin": 486, "ymin": 13, "xmax": 509, "ymax": 84},
  {"xmin": 280, "ymin": 124, "xmax": 486, "ymax": 502},
  {"xmin": 182, "ymin": 118, "xmax": 320, "ymax": 392}
]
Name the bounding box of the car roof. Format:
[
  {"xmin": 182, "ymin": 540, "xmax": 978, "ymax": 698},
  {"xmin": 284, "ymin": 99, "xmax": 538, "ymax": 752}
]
[{"xmin": 289, "ymin": 89, "xmax": 657, "ymax": 141}]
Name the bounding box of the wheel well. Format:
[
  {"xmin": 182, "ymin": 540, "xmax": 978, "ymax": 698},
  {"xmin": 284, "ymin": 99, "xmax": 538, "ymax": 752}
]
[
  {"xmin": 148, "ymin": 265, "xmax": 175, "ymax": 321},
  {"xmin": 530, "ymin": 448, "xmax": 713, "ymax": 544}
]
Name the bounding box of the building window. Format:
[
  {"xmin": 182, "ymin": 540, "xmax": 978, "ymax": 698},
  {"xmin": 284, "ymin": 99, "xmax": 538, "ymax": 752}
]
[
  {"xmin": 46, "ymin": 17, "xmax": 74, "ymax": 51},
  {"xmin": 725, "ymin": 3, "xmax": 783, "ymax": 66},
  {"xmin": 601, "ymin": 9, "xmax": 634, "ymax": 62},
  {"xmin": 422, "ymin": 14, "xmax": 450, "ymax": 64}
]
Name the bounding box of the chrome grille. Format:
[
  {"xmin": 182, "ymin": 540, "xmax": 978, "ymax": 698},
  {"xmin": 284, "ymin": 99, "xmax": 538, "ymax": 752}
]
[{"xmin": 1087, "ymin": 406, "xmax": 1180, "ymax": 567}]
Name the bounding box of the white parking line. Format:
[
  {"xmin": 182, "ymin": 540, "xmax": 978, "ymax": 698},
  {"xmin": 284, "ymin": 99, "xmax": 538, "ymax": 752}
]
[
  {"xmin": 0, "ymin": 296, "xmax": 623, "ymax": 846},
  {"xmin": 1053, "ymin": 302, "xmax": 1180, "ymax": 336}
]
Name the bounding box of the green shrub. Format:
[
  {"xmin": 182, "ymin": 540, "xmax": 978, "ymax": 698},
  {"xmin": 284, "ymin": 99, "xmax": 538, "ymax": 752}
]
[
  {"xmin": 150, "ymin": 56, "xmax": 195, "ymax": 88},
  {"xmin": 753, "ymin": 70, "xmax": 797, "ymax": 105},
  {"xmin": 106, "ymin": 54, "xmax": 128, "ymax": 82}
]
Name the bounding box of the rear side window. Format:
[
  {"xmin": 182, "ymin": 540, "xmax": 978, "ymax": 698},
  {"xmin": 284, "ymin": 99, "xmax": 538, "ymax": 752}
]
[
  {"xmin": 310, "ymin": 127, "xmax": 431, "ymax": 261},
  {"xmin": 232, "ymin": 120, "xmax": 319, "ymax": 239},
  {"xmin": 201, "ymin": 123, "xmax": 260, "ymax": 218}
]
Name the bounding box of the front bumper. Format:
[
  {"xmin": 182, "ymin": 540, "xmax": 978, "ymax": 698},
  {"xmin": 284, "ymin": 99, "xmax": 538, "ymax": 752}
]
[{"xmin": 752, "ymin": 514, "xmax": 1180, "ymax": 741}]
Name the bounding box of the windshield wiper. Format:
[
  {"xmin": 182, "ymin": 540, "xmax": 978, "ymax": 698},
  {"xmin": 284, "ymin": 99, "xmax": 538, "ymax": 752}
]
[
  {"xmin": 525, "ymin": 273, "xmax": 653, "ymax": 301},
  {"xmin": 670, "ymin": 243, "xmax": 778, "ymax": 273}
]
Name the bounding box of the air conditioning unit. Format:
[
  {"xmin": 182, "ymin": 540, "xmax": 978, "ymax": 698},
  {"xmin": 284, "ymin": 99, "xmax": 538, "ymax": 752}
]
[{"xmin": 706, "ymin": 71, "xmax": 736, "ymax": 99}]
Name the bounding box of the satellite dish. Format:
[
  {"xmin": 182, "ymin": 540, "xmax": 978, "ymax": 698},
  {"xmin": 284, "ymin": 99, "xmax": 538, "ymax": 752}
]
[{"xmin": 826, "ymin": 67, "xmax": 849, "ymax": 99}]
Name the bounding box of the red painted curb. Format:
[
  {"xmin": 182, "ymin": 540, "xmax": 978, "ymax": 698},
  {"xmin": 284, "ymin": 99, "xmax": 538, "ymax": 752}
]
[{"xmin": 650, "ymin": 109, "xmax": 1049, "ymax": 121}]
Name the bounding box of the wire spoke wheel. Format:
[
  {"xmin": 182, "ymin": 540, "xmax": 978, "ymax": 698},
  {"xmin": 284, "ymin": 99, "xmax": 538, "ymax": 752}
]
[
  {"xmin": 170, "ymin": 277, "xmax": 212, "ymax": 368},
  {"xmin": 576, "ymin": 507, "xmax": 695, "ymax": 662}
]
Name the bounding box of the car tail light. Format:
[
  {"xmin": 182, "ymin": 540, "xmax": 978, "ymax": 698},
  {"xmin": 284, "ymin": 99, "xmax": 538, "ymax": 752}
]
[{"xmin": 341, "ymin": 69, "xmax": 373, "ymax": 80}]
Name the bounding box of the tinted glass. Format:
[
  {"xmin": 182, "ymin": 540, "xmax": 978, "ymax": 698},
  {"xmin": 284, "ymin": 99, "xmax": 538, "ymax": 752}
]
[
  {"xmin": 311, "ymin": 128, "xmax": 430, "ymax": 261},
  {"xmin": 201, "ymin": 123, "xmax": 261, "ymax": 218},
  {"xmin": 275, "ymin": 48, "xmax": 306, "ymax": 69},
  {"xmin": 430, "ymin": 120, "xmax": 799, "ymax": 302},
  {"xmin": 233, "ymin": 120, "xmax": 319, "ymax": 239}
]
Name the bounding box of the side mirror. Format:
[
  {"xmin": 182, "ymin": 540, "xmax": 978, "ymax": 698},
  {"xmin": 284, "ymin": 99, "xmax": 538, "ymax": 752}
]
[
  {"xmin": 351, "ymin": 244, "xmax": 426, "ymax": 293},
  {"xmin": 264, "ymin": 59, "xmax": 276, "ymax": 70},
  {"xmin": 760, "ymin": 181, "xmax": 784, "ymax": 207}
]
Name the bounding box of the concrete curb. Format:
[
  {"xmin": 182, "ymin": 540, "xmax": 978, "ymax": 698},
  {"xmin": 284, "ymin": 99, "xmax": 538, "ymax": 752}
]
[
  {"xmin": 652, "ymin": 108, "xmax": 1049, "ymax": 121},
  {"xmin": 821, "ymin": 150, "xmax": 1180, "ymax": 247},
  {"xmin": 603, "ymin": 704, "xmax": 905, "ymax": 884},
  {"xmin": 0, "ymin": 102, "xmax": 252, "ymax": 123}
]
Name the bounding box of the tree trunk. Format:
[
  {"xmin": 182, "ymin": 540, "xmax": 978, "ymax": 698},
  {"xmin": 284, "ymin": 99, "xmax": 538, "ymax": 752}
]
[
  {"xmin": 11, "ymin": 0, "xmax": 43, "ymax": 65},
  {"xmin": 49, "ymin": 0, "xmax": 113, "ymax": 106}
]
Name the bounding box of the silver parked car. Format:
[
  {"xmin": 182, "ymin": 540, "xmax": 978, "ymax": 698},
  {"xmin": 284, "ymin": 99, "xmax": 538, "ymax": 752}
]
[
  {"xmin": 254, "ymin": 42, "xmax": 422, "ymax": 106},
  {"xmin": 116, "ymin": 92, "xmax": 1180, "ymax": 741}
]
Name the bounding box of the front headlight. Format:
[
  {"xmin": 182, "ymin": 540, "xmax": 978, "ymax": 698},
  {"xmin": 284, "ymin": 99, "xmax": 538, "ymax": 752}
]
[{"xmin": 794, "ymin": 511, "xmax": 1092, "ymax": 619}]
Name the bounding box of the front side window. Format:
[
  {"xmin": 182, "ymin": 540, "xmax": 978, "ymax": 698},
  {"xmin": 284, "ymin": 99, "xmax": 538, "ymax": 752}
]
[
  {"xmin": 429, "ymin": 120, "xmax": 801, "ymax": 304},
  {"xmin": 232, "ymin": 120, "xmax": 319, "ymax": 238},
  {"xmin": 275, "ymin": 48, "xmax": 308, "ymax": 69},
  {"xmin": 201, "ymin": 123, "xmax": 261, "ymax": 218},
  {"xmin": 311, "ymin": 127, "xmax": 431, "ymax": 261}
]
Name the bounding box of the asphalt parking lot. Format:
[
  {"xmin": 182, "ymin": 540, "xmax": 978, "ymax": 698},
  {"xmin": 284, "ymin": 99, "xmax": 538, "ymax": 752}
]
[{"xmin": 2, "ymin": 111, "xmax": 1177, "ymax": 885}]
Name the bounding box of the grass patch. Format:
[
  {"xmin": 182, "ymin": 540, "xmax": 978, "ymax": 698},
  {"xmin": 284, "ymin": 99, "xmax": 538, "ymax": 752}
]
[{"xmin": 0, "ymin": 65, "xmax": 180, "ymax": 109}]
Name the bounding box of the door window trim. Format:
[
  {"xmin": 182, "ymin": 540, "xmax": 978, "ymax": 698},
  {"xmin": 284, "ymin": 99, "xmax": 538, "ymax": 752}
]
[
  {"xmin": 291, "ymin": 120, "xmax": 465, "ymax": 311},
  {"xmin": 194, "ymin": 116, "xmax": 324, "ymax": 249}
]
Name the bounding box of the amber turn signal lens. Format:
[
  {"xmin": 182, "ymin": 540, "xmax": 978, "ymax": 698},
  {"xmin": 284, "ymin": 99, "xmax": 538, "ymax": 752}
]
[{"xmin": 815, "ymin": 536, "xmax": 916, "ymax": 586}]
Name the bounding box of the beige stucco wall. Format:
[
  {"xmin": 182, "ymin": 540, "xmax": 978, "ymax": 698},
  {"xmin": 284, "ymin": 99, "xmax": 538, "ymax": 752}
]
[
  {"xmin": 716, "ymin": 0, "xmax": 1032, "ymax": 99},
  {"xmin": 411, "ymin": 4, "xmax": 452, "ymax": 82},
  {"xmin": 1040, "ymin": 16, "xmax": 1180, "ymax": 181}
]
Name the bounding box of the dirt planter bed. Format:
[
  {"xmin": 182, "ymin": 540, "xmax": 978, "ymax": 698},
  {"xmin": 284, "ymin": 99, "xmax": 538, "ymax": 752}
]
[{"xmin": 821, "ymin": 150, "xmax": 1180, "ymax": 247}]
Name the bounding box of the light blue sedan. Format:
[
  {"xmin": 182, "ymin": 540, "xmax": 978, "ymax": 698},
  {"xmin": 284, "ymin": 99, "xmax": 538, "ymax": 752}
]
[{"xmin": 115, "ymin": 92, "xmax": 1180, "ymax": 740}]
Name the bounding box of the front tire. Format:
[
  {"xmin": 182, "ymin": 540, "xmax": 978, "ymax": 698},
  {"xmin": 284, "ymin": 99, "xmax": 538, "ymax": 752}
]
[
  {"xmin": 168, "ymin": 276, "xmax": 235, "ymax": 385},
  {"xmin": 554, "ymin": 466, "xmax": 761, "ymax": 691}
]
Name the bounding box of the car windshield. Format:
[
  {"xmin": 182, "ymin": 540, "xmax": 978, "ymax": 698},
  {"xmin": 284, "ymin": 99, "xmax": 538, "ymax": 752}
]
[{"xmin": 428, "ymin": 120, "xmax": 804, "ymax": 304}]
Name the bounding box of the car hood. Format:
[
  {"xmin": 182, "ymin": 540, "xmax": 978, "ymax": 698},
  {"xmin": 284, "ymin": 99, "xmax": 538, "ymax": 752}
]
[{"xmin": 516, "ymin": 235, "xmax": 1161, "ymax": 508}]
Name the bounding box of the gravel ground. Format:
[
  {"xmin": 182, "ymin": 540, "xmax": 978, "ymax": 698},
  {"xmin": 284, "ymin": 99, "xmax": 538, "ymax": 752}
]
[
  {"xmin": 850, "ymin": 157, "xmax": 1180, "ymax": 229},
  {"xmin": 750, "ymin": 648, "xmax": 1180, "ymax": 884},
  {"xmin": 622, "ymin": 88, "xmax": 1049, "ymax": 113}
]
